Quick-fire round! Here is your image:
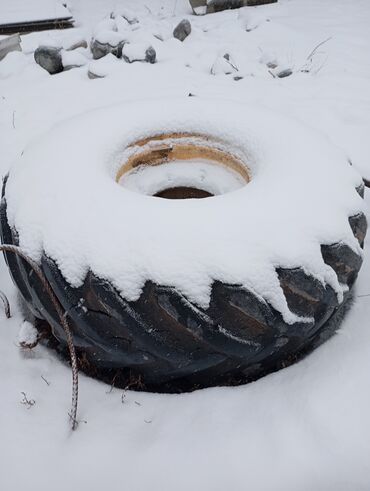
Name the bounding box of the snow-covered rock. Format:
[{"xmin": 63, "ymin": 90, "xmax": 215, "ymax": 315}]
[
  {"xmin": 34, "ymin": 46, "xmax": 63, "ymax": 74},
  {"xmin": 62, "ymin": 49, "xmax": 88, "ymax": 70},
  {"xmin": 90, "ymin": 37, "xmax": 125, "ymax": 60},
  {"xmin": 122, "ymin": 43, "xmax": 156, "ymax": 64},
  {"xmin": 275, "ymin": 67, "xmax": 293, "ymax": 78},
  {"xmin": 173, "ymin": 19, "xmax": 192, "ymax": 42},
  {"xmin": 114, "ymin": 7, "xmax": 140, "ymax": 25},
  {"xmin": 87, "ymin": 53, "xmax": 121, "ymax": 79},
  {"xmin": 259, "ymin": 50, "xmax": 278, "ymax": 69}
]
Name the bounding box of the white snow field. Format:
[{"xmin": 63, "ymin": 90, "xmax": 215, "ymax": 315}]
[{"xmin": 0, "ymin": 0, "xmax": 370, "ymax": 490}]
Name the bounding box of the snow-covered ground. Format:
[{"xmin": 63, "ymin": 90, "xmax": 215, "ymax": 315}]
[{"xmin": 1, "ymin": 1, "xmax": 370, "ymax": 489}]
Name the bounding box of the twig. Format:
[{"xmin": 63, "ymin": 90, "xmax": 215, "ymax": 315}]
[
  {"xmin": 0, "ymin": 244, "xmax": 79, "ymax": 430},
  {"xmin": 68, "ymin": 411, "xmax": 87, "ymax": 426},
  {"xmin": 305, "ymin": 37, "xmax": 332, "ymax": 62},
  {"xmin": 121, "ymin": 14, "xmax": 138, "ymax": 25},
  {"xmin": 20, "ymin": 391, "xmax": 35, "ymax": 409},
  {"xmin": 223, "ymin": 54, "xmax": 239, "ymax": 72},
  {"xmin": 41, "ymin": 375, "xmax": 50, "ymax": 386},
  {"xmin": 300, "ymin": 37, "xmax": 332, "ymax": 74},
  {"xmin": 0, "ymin": 290, "xmax": 10, "ymax": 318},
  {"xmin": 106, "ymin": 371, "xmax": 119, "ymax": 394}
]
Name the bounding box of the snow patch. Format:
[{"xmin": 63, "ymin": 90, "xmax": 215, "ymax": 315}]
[{"xmin": 120, "ymin": 159, "xmax": 246, "ymax": 196}]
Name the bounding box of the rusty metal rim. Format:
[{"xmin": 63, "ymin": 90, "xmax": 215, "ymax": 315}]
[{"xmin": 116, "ymin": 133, "xmax": 251, "ymax": 185}]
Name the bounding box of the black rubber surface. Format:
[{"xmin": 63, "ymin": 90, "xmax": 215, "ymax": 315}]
[{"xmin": 0, "ymin": 177, "xmax": 367, "ymax": 391}]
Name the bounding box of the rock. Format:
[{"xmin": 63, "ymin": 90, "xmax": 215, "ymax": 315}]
[
  {"xmin": 276, "ymin": 68, "xmax": 292, "ymax": 78},
  {"xmin": 145, "ymin": 46, "xmax": 157, "ymax": 64},
  {"xmin": 188, "ymin": 0, "xmax": 207, "ymax": 15},
  {"xmin": 34, "ymin": 46, "xmax": 63, "ymax": 74},
  {"xmin": 173, "ymin": 19, "xmax": 191, "ymax": 42},
  {"xmin": 87, "ymin": 54, "xmax": 121, "ymax": 79},
  {"xmin": 207, "ymin": 0, "xmax": 244, "ymax": 12},
  {"xmin": 122, "ymin": 43, "xmax": 156, "ymax": 64},
  {"xmin": 355, "ymin": 183, "xmax": 365, "ymax": 198},
  {"xmin": 90, "ymin": 37, "xmax": 124, "ymax": 60},
  {"xmin": 259, "ymin": 51, "xmax": 278, "ymax": 69},
  {"xmin": 0, "ymin": 34, "xmax": 21, "ymax": 62},
  {"xmin": 245, "ymin": 0, "xmax": 277, "ymax": 4},
  {"xmin": 349, "ymin": 213, "xmax": 367, "ymax": 248},
  {"xmin": 266, "ymin": 61, "xmax": 278, "ymax": 69},
  {"xmin": 117, "ymin": 8, "xmax": 139, "ymax": 25},
  {"xmin": 88, "ymin": 69, "xmax": 105, "ymax": 80},
  {"xmin": 66, "ymin": 39, "xmax": 88, "ymax": 51}
]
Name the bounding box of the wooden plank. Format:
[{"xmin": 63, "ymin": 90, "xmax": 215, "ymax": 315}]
[{"xmin": 0, "ymin": 18, "xmax": 74, "ymax": 35}]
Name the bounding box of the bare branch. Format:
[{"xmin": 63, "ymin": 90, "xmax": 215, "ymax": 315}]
[
  {"xmin": 20, "ymin": 391, "xmax": 35, "ymax": 409},
  {"xmin": 305, "ymin": 37, "xmax": 332, "ymax": 62},
  {"xmin": 41, "ymin": 375, "xmax": 50, "ymax": 386},
  {"xmin": 300, "ymin": 37, "xmax": 332, "ymax": 74}
]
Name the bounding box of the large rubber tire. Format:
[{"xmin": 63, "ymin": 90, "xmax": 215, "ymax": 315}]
[{"xmin": 0, "ymin": 176, "xmax": 367, "ymax": 391}]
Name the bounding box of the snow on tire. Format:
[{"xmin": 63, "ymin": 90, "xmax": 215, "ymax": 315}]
[{"xmin": 0, "ymin": 98, "xmax": 367, "ymax": 391}]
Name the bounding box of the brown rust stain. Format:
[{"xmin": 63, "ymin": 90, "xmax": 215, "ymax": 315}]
[{"xmin": 116, "ymin": 133, "xmax": 251, "ymax": 183}]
